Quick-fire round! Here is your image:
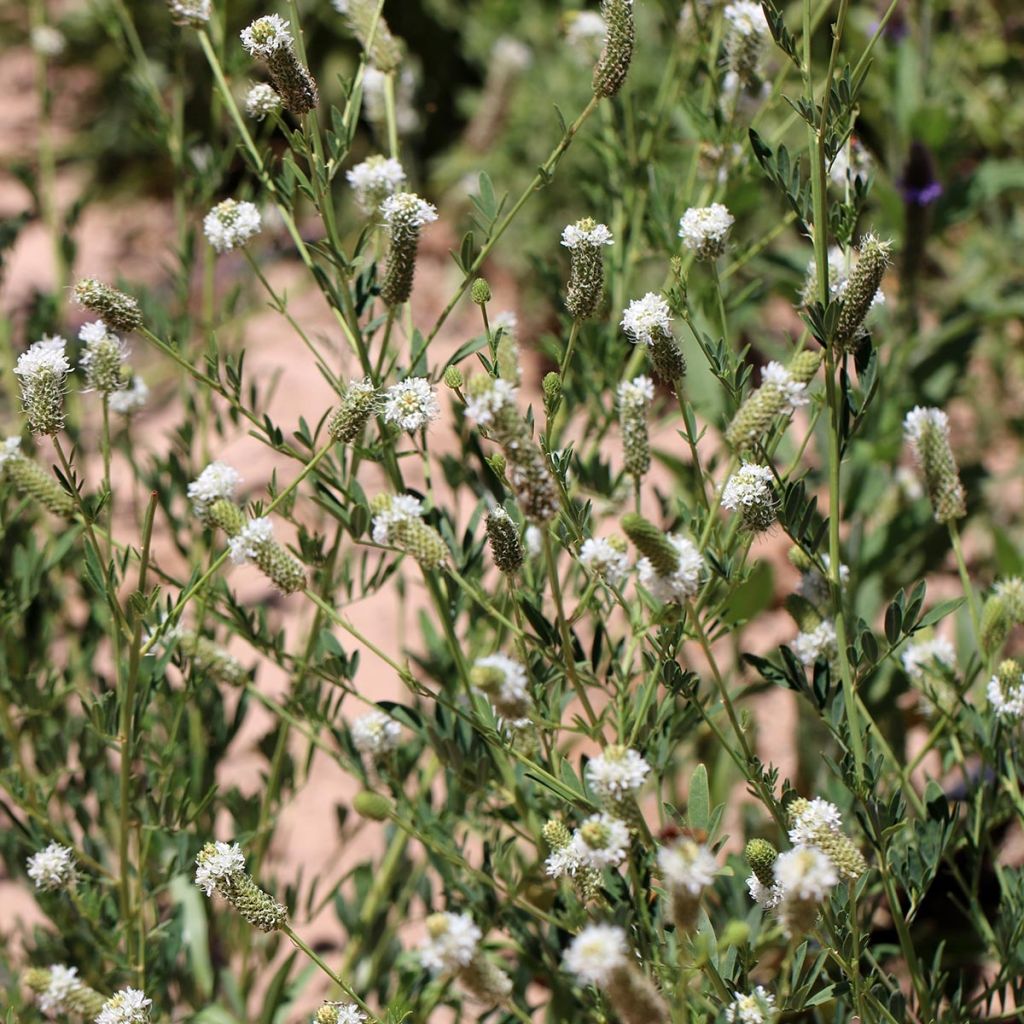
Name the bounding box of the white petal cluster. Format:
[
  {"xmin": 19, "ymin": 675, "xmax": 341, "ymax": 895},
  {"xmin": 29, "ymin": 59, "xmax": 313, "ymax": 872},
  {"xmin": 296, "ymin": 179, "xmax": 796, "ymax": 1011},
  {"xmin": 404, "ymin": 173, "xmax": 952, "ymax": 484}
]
[
  {"xmin": 761, "ymin": 362, "xmax": 809, "ymax": 414},
  {"xmin": 774, "ymin": 845, "xmax": 838, "ymax": 902},
  {"xmin": 903, "ymin": 405, "xmax": 949, "ymax": 447},
  {"xmin": 724, "ymin": 985, "xmax": 777, "ymax": 1024},
  {"xmin": 658, "ymin": 839, "xmax": 718, "ymax": 895},
  {"xmin": 545, "ymin": 844, "xmax": 582, "ymax": 879},
  {"xmin": 1, "ymin": 436, "xmax": 22, "ymax": 466},
  {"xmin": 79, "ymin": 322, "xmax": 130, "ymax": 379},
  {"xmin": 746, "ymin": 873, "xmax": 783, "ymax": 910},
  {"xmin": 579, "ymin": 538, "xmax": 630, "ymax": 588},
  {"xmin": 31, "ymin": 25, "xmax": 66, "ymax": 56},
  {"xmin": 371, "ymin": 494, "xmax": 424, "ymax": 546},
  {"xmin": 14, "ymin": 336, "xmax": 72, "ymax": 381},
  {"xmin": 383, "ymin": 377, "xmax": 439, "ymax": 432},
  {"xmin": 637, "ymin": 535, "xmax": 705, "ymax": 603},
  {"xmin": 109, "ymin": 376, "xmax": 149, "ymax": 416},
  {"xmin": 194, "ymin": 840, "xmax": 246, "ymax": 896},
  {"xmin": 380, "ymin": 192, "xmax": 438, "ymax": 229},
  {"xmin": 585, "ymin": 746, "xmax": 650, "ymax": 801},
  {"xmin": 245, "ymin": 83, "xmax": 281, "ymax": 120},
  {"xmin": 168, "ymin": 0, "xmax": 211, "ymax": 25},
  {"xmin": 561, "ymin": 221, "xmax": 614, "ymax": 250},
  {"xmin": 95, "ymin": 988, "xmax": 152, "ymax": 1024},
  {"xmin": 723, "ymin": 1, "xmax": 770, "ymax": 37},
  {"xmin": 571, "ymin": 813, "xmax": 631, "ymax": 869},
  {"xmin": 188, "ymin": 462, "xmax": 242, "ymax": 516},
  {"xmin": 617, "ymin": 374, "xmax": 655, "ymax": 408},
  {"xmin": 240, "ymin": 14, "xmax": 293, "ymax": 57},
  {"xmin": 621, "ymin": 293, "xmax": 672, "ymax": 346},
  {"xmin": 901, "ymin": 635, "xmax": 956, "ymax": 682},
  {"xmin": 204, "ymin": 199, "xmax": 262, "ymax": 253},
  {"xmin": 419, "ymin": 911, "xmax": 482, "ymax": 973},
  {"xmin": 313, "ymin": 1003, "xmax": 366, "ymax": 1024},
  {"xmin": 351, "ymin": 709, "xmax": 402, "ymax": 756},
  {"xmin": 37, "ymin": 964, "xmax": 84, "ymax": 1016},
  {"xmin": 721, "ymin": 463, "xmax": 775, "ymax": 511},
  {"xmin": 26, "ymin": 841, "xmax": 76, "ymax": 891},
  {"xmin": 787, "ymin": 798, "xmax": 842, "ymax": 846},
  {"xmin": 228, "ymin": 517, "xmax": 274, "ymax": 565},
  {"xmin": 346, "ymin": 155, "xmax": 407, "ymax": 213},
  {"xmin": 471, "ymin": 654, "xmax": 529, "ymax": 716},
  {"xmin": 563, "ymin": 924, "xmax": 629, "ymax": 987},
  {"xmin": 465, "ymin": 378, "xmax": 518, "ymax": 427},
  {"xmin": 792, "ymin": 620, "xmax": 837, "ymax": 666},
  {"xmin": 678, "ymin": 203, "xmax": 734, "ymax": 259},
  {"xmin": 988, "ymin": 670, "xmax": 1024, "ymax": 720}
]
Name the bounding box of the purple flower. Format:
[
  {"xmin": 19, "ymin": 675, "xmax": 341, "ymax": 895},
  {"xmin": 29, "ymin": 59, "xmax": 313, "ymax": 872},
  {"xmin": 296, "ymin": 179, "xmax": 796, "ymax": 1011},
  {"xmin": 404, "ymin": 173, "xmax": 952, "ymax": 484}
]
[{"xmin": 900, "ymin": 141, "xmax": 943, "ymax": 207}]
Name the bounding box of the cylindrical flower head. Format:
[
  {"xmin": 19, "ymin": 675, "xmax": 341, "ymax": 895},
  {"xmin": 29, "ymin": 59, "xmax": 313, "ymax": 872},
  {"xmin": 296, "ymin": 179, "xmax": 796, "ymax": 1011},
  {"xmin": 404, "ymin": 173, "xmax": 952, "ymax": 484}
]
[
  {"xmin": 903, "ymin": 406, "xmax": 966, "ymax": 523},
  {"xmin": 228, "ymin": 517, "xmax": 307, "ymax": 593},
  {"xmin": 73, "ymin": 279, "xmax": 142, "ymax": 333},
  {"xmin": 723, "ymin": 2, "xmax": 770, "ymax": 87},
  {"xmin": 658, "ymin": 838, "xmax": 719, "ymax": 932},
  {"xmin": 980, "ymin": 578, "xmax": 1024, "ymax": 657},
  {"xmin": 721, "ymin": 462, "xmax": 778, "ymax": 532},
  {"xmin": 470, "ymin": 653, "xmax": 531, "ymax": 725},
  {"xmin": 79, "ymin": 321, "xmax": 130, "ymax": 395},
  {"xmin": 26, "ymin": 841, "xmax": 76, "ymax": 891},
  {"xmin": 176, "ymin": 628, "xmax": 248, "ymax": 686},
  {"xmin": 204, "ymin": 199, "xmax": 262, "ymax": 253},
  {"xmin": 95, "ymin": 988, "xmax": 152, "ymax": 1024},
  {"xmin": 0, "ymin": 437, "xmax": 74, "ymax": 517},
  {"xmin": 188, "ymin": 462, "xmax": 242, "ymax": 519},
  {"xmin": 592, "ymin": 0, "xmax": 635, "ymax": 98},
  {"xmin": 622, "ymin": 514, "xmax": 678, "ymax": 578},
  {"xmin": 371, "ymin": 493, "xmax": 448, "ymax": 568},
  {"xmin": 486, "ymin": 506, "xmax": 524, "ymax": 574},
  {"xmin": 329, "ymin": 377, "xmax": 380, "ymax": 443},
  {"xmin": 775, "ymin": 845, "xmax": 838, "ymax": 937},
  {"xmin": 25, "ymin": 965, "xmax": 108, "ymax": 1019},
  {"xmin": 649, "ymin": 333, "xmax": 687, "ymax": 385},
  {"xmin": 245, "ymin": 83, "xmax": 282, "ymax": 121},
  {"xmin": 505, "ymin": 434, "xmax": 560, "ymax": 525},
  {"xmin": 379, "ymin": 193, "xmax": 438, "ymax": 307},
  {"xmin": 787, "ymin": 797, "xmax": 866, "ymax": 880},
  {"xmin": 458, "ymin": 954, "xmax": 514, "ymax": 1005},
  {"xmin": 725, "ymin": 987, "xmax": 778, "ymax": 1024},
  {"xmin": 313, "ymin": 1001, "xmax": 367, "ymax": 1024},
  {"xmin": 241, "ymin": 15, "xmax": 319, "ymax": 115},
  {"xmin": 346, "ymin": 155, "xmax": 407, "ymax": 215},
  {"xmin": 167, "ymin": 0, "xmax": 211, "ymax": 26},
  {"xmin": 832, "ymin": 235, "xmax": 893, "ymax": 352},
  {"xmin": 195, "ymin": 841, "xmax": 288, "ymax": 931},
  {"xmin": 618, "ymin": 375, "xmax": 654, "ymax": 481},
  {"xmin": 987, "ymin": 659, "xmax": 1024, "ymax": 720},
  {"xmin": 679, "ymin": 203, "xmax": 735, "ymax": 261},
  {"xmin": 744, "ymin": 837, "xmax": 778, "ymax": 888},
  {"xmin": 579, "ymin": 536, "xmax": 630, "ymax": 588},
  {"xmin": 562, "ymin": 219, "xmax": 613, "ymax": 321},
  {"xmin": 724, "ymin": 352, "xmax": 820, "ymax": 452},
  {"xmin": 333, "ymin": 0, "xmax": 404, "ymax": 71},
  {"xmin": 383, "ymin": 377, "xmax": 440, "ymax": 433},
  {"xmin": 14, "ymin": 336, "xmax": 72, "ymax": 436}
]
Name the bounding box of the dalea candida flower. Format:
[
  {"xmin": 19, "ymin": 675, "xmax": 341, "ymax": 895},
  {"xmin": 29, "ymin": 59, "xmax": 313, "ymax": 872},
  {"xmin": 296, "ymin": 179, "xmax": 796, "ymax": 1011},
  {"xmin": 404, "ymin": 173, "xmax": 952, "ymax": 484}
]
[
  {"xmin": 379, "ymin": 193, "xmax": 438, "ymax": 306},
  {"xmin": 188, "ymin": 462, "xmax": 244, "ymax": 532},
  {"xmin": 195, "ymin": 841, "xmax": 288, "ymax": 931},
  {"xmin": 901, "ymin": 634, "xmax": 956, "ymax": 681},
  {"xmin": 725, "ymin": 351, "xmax": 820, "ymax": 452},
  {"xmin": 744, "ymin": 837, "xmax": 783, "ymax": 910},
  {"xmin": 241, "ymin": 15, "xmax": 318, "ymax": 114},
  {"xmin": 464, "ymin": 377, "xmax": 518, "ymax": 428},
  {"xmin": 167, "ymin": 0, "xmax": 210, "ymax": 26},
  {"xmin": 14, "ymin": 336, "xmax": 72, "ymax": 436},
  {"xmin": 371, "ymin": 493, "xmax": 448, "ymax": 568},
  {"xmin": 904, "ymin": 406, "xmax": 966, "ymax": 524},
  {"xmin": 26, "ymin": 841, "xmax": 76, "ymax": 891},
  {"xmin": 328, "ymin": 377, "xmax": 380, "ymax": 444},
  {"xmin": 312, "ymin": 1002, "xmax": 366, "ymax": 1024},
  {"xmin": 470, "ymin": 654, "xmax": 531, "ymax": 726},
  {"xmin": 723, "ymin": 1, "xmax": 770, "ymax": 87},
  {"xmin": 678, "ymin": 203, "xmax": 734, "ymax": 260},
  {"xmin": 485, "ymin": 506, "xmax": 524, "ymax": 575},
  {"xmin": 562, "ymin": 218, "xmax": 613, "ymax": 321},
  {"xmin": 571, "ymin": 813, "xmax": 631, "ymax": 869},
  {"xmin": 350, "ymin": 709, "xmax": 402, "ymax": 758},
  {"xmin": 658, "ymin": 837, "xmax": 719, "ymax": 931},
  {"xmin": 787, "ymin": 797, "xmax": 867, "ymax": 880},
  {"xmin": 987, "ymin": 660, "xmax": 1024, "ymax": 721},
  {"xmin": 24, "ymin": 964, "xmax": 106, "ymax": 1018},
  {"xmin": 79, "ymin": 321, "xmax": 130, "ymax": 395},
  {"xmin": 592, "ymin": 0, "xmax": 634, "ymax": 98},
  {"xmin": 382, "ymin": 377, "xmax": 439, "ymax": 432},
  {"xmin": 333, "ymin": 0, "xmax": 404, "ymax": 72},
  {"xmin": 620, "ymin": 294, "xmax": 686, "ymax": 384},
  {"xmin": 0, "ymin": 437, "xmax": 75, "ymax": 517},
  {"xmin": 579, "ymin": 536, "xmax": 630, "ymax": 588},
  {"xmin": 831, "ymin": 234, "xmax": 893, "ymax": 351},
  {"xmin": 346, "ymin": 155, "xmax": 407, "ymax": 214},
  {"xmin": 585, "ymin": 745, "xmax": 650, "ymax": 802},
  {"xmin": 244, "ymin": 83, "xmax": 281, "ymax": 120},
  {"xmin": 980, "ymin": 578, "xmax": 1024, "ymax": 657},
  {"xmin": 95, "ymin": 988, "xmax": 152, "ymax": 1024},
  {"xmin": 724, "ymin": 986, "xmax": 778, "ymax": 1024},
  {"xmin": 775, "ymin": 846, "xmax": 838, "ymax": 937},
  {"xmin": 419, "ymin": 911, "xmax": 513, "ymax": 1005},
  {"xmin": 228, "ymin": 517, "xmax": 307, "ymax": 593},
  {"xmin": 203, "ymin": 199, "xmax": 262, "ymax": 253},
  {"xmin": 108, "ymin": 376, "xmax": 149, "ymax": 416},
  {"xmin": 167, "ymin": 627, "xmax": 248, "ymax": 688},
  {"xmin": 792, "ymin": 620, "xmax": 837, "ymax": 666},
  {"xmin": 721, "ymin": 462, "xmax": 778, "ymax": 532},
  {"xmin": 73, "ymin": 279, "xmax": 142, "ymax": 333},
  {"xmin": 618, "ymin": 375, "xmax": 654, "ymax": 483},
  {"xmin": 623, "ymin": 513, "xmax": 704, "ymax": 603}
]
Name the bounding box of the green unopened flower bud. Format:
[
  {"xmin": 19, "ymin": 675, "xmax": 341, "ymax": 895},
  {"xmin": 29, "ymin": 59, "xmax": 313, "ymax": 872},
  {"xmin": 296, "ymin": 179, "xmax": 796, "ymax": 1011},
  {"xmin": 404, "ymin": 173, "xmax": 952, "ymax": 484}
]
[
  {"xmin": 622, "ymin": 513, "xmax": 678, "ymax": 578},
  {"xmin": 79, "ymin": 321, "xmax": 131, "ymax": 395},
  {"xmin": 725, "ymin": 352, "xmax": 820, "ymax": 452},
  {"xmin": 561, "ymin": 218, "xmax": 614, "ymax": 321},
  {"xmin": 618, "ymin": 375, "xmax": 653, "ymax": 481},
  {"xmin": 353, "ymin": 790, "xmax": 393, "ymax": 821},
  {"xmin": 176, "ymin": 628, "xmax": 248, "ymax": 686},
  {"xmin": 334, "ymin": 0, "xmax": 404, "ymax": 71},
  {"xmin": 379, "ymin": 193, "xmax": 438, "ymax": 307},
  {"xmin": 443, "ymin": 365, "xmax": 464, "ymax": 390},
  {"xmin": 543, "ymin": 818, "xmax": 571, "ymax": 851},
  {"xmin": 593, "ymin": 0, "xmax": 635, "ymax": 98},
  {"xmin": 486, "ymin": 506, "xmax": 524, "ymax": 574},
  {"xmin": 0, "ymin": 437, "xmax": 74, "ymax": 517},
  {"xmin": 471, "ymin": 277, "xmax": 492, "ymax": 305},
  {"xmin": 14, "ymin": 336, "xmax": 72, "ymax": 436},
  {"xmin": 719, "ymin": 920, "xmax": 751, "ymax": 947},
  {"xmin": 833, "ymin": 235, "xmax": 893, "ymax": 352},
  {"xmin": 228, "ymin": 518, "xmax": 307, "ymax": 594},
  {"xmin": 241, "ymin": 16, "xmax": 318, "ymax": 115},
  {"xmin": 206, "ymin": 497, "xmax": 246, "ymax": 537},
  {"xmin": 542, "ymin": 371, "xmax": 562, "ymax": 412},
  {"xmin": 904, "ymin": 407, "xmax": 965, "ymax": 523},
  {"xmin": 980, "ymin": 578, "xmax": 1024, "ymax": 656},
  {"xmin": 328, "ymin": 377, "xmax": 380, "ymax": 444},
  {"xmin": 73, "ymin": 279, "xmax": 143, "ymax": 333},
  {"xmin": 650, "ymin": 334, "xmax": 687, "ymax": 385},
  {"xmin": 744, "ymin": 838, "xmax": 778, "ymax": 888}
]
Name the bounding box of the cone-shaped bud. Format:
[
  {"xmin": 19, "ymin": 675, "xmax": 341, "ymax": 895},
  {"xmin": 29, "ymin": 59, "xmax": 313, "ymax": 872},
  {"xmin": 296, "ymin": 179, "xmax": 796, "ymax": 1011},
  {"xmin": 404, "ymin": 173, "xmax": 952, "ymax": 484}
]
[
  {"xmin": 506, "ymin": 436, "xmax": 560, "ymax": 525},
  {"xmin": 622, "ymin": 513, "xmax": 678, "ymax": 577},
  {"xmin": 177, "ymin": 628, "xmax": 248, "ymax": 686},
  {"xmin": 486, "ymin": 506, "xmax": 524, "ymax": 574},
  {"xmin": 79, "ymin": 321, "xmax": 131, "ymax": 395},
  {"xmin": 650, "ymin": 334, "xmax": 687, "ymax": 385},
  {"xmin": 903, "ymin": 406, "xmax": 965, "ymax": 523},
  {"xmin": 0, "ymin": 437, "xmax": 74, "ymax": 517},
  {"xmin": 561, "ymin": 219, "xmax": 613, "ymax": 321},
  {"xmin": 353, "ymin": 790, "xmax": 393, "ymax": 821},
  {"xmin": 542, "ymin": 371, "xmax": 562, "ymax": 413},
  {"xmin": 328, "ymin": 377, "xmax": 380, "ymax": 444},
  {"xmin": 371, "ymin": 493, "xmax": 448, "ymax": 568},
  {"xmin": 379, "ymin": 193, "xmax": 438, "ymax": 307},
  {"xmin": 593, "ymin": 0, "xmax": 635, "ymax": 98},
  {"xmin": 471, "ymin": 277, "xmax": 492, "ymax": 305},
  {"xmin": 206, "ymin": 498, "xmax": 247, "ymax": 537},
  {"xmin": 833, "ymin": 235, "xmax": 893, "ymax": 352},
  {"xmin": 744, "ymin": 837, "xmax": 778, "ymax": 888},
  {"xmin": 74, "ymin": 279, "xmax": 143, "ymax": 333},
  {"xmin": 618, "ymin": 375, "xmax": 653, "ymax": 482},
  {"xmin": 443, "ymin": 365, "xmax": 464, "ymax": 390}
]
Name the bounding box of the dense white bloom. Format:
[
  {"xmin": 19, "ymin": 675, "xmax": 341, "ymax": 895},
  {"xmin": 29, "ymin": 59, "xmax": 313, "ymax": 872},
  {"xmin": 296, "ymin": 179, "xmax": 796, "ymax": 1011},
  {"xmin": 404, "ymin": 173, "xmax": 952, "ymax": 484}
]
[
  {"xmin": 228, "ymin": 517, "xmax": 274, "ymax": 565},
  {"xmin": 31, "ymin": 25, "xmax": 66, "ymax": 56},
  {"xmin": 240, "ymin": 15, "xmax": 293, "ymax": 57},
  {"xmin": 621, "ymin": 293, "xmax": 672, "ymax": 346},
  {"xmin": 545, "ymin": 844, "xmax": 582, "ymax": 879},
  {"xmin": 761, "ymin": 361, "xmax": 809, "ymax": 414},
  {"xmin": 774, "ymin": 845, "xmax": 838, "ymax": 901},
  {"xmin": 637, "ymin": 535, "xmax": 705, "ymax": 603},
  {"xmin": 579, "ymin": 537, "xmax": 630, "ymax": 588},
  {"xmin": 585, "ymin": 746, "xmax": 650, "ymax": 800},
  {"xmin": 371, "ymin": 494, "xmax": 423, "ymax": 545},
  {"xmin": 37, "ymin": 964, "xmax": 84, "ymax": 1016},
  {"xmin": 109, "ymin": 376, "xmax": 149, "ymax": 416},
  {"xmin": 188, "ymin": 462, "xmax": 242, "ymax": 516},
  {"xmin": 563, "ymin": 924, "xmax": 629, "ymax": 986},
  {"xmin": 723, "ymin": 1, "xmax": 770, "ymax": 37},
  {"xmin": 902, "ymin": 635, "xmax": 956, "ymax": 681},
  {"xmin": 471, "ymin": 654, "xmax": 528, "ymax": 704},
  {"xmin": 804, "ymin": 246, "xmax": 885, "ymax": 309},
  {"xmin": 0, "ymin": 436, "xmax": 22, "ymax": 466},
  {"xmin": 383, "ymin": 378, "xmax": 439, "ymax": 432},
  {"xmin": 571, "ymin": 813, "xmax": 631, "ymax": 869},
  {"xmin": 721, "ymin": 463, "xmax": 775, "ymax": 511},
  {"xmin": 380, "ymin": 192, "xmax": 438, "ymax": 229},
  {"xmin": 658, "ymin": 839, "xmax": 718, "ymax": 895},
  {"xmin": 14, "ymin": 336, "xmax": 71, "ymax": 381},
  {"xmin": 204, "ymin": 199, "xmax": 262, "ymax": 253},
  {"xmin": 78, "ymin": 322, "xmax": 130, "ymax": 386},
  {"xmin": 617, "ymin": 375, "xmax": 655, "ymax": 407},
  {"xmin": 26, "ymin": 842, "xmax": 76, "ymax": 891},
  {"xmin": 245, "ymin": 83, "xmax": 281, "ymax": 120},
  {"xmin": 561, "ymin": 221, "xmax": 614, "ymax": 249},
  {"xmin": 419, "ymin": 911, "xmax": 481, "ymax": 972},
  {"xmin": 346, "ymin": 155, "xmax": 407, "ymax": 213},
  {"xmin": 351, "ymin": 709, "xmax": 402, "ymax": 755},
  {"xmin": 746, "ymin": 873, "xmax": 783, "ymax": 909},
  {"xmin": 194, "ymin": 840, "xmax": 246, "ymax": 896},
  {"xmin": 903, "ymin": 406, "xmax": 949, "ymax": 447},
  {"xmin": 95, "ymin": 988, "xmax": 152, "ymax": 1024},
  {"xmin": 678, "ymin": 203, "xmax": 734, "ymax": 259},
  {"xmin": 725, "ymin": 986, "xmax": 777, "ymax": 1024},
  {"xmin": 525, "ymin": 526, "xmax": 543, "ymax": 557},
  {"xmin": 988, "ymin": 670, "xmax": 1024, "ymax": 720},
  {"xmin": 465, "ymin": 378, "xmax": 518, "ymax": 427},
  {"xmin": 314, "ymin": 1003, "xmax": 366, "ymax": 1024},
  {"xmin": 168, "ymin": 0, "xmax": 211, "ymax": 25},
  {"xmin": 788, "ymin": 798, "xmax": 842, "ymax": 846},
  {"xmin": 792, "ymin": 620, "xmax": 837, "ymax": 666}
]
